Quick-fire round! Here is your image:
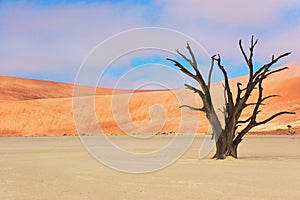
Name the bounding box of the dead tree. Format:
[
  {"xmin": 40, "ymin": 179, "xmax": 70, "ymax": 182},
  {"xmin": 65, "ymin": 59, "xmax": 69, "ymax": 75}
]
[{"xmin": 167, "ymin": 36, "xmax": 295, "ymax": 159}]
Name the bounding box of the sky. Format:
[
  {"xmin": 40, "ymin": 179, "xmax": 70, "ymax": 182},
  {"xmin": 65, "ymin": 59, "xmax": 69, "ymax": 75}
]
[{"xmin": 0, "ymin": 0, "xmax": 300, "ymax": 89}]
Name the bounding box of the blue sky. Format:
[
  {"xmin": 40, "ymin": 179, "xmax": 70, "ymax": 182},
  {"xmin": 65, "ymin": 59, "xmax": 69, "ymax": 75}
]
[{"xmin": 0, "ymin": 0, "xmax": 299, "ymax": 89}]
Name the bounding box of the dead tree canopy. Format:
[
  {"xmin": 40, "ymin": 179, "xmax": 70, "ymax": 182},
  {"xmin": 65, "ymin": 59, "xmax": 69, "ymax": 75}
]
[{"xmin": 167, "ymin": 36, "xmax": 295, "ymax": 159}]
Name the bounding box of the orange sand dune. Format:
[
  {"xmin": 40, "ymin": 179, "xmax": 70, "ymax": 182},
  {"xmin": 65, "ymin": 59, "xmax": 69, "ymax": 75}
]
[
  {"xmin": 0, "ymin": 76, "xmax": 152, "ymax": 101},
  {"xmin": 0, "ymin": 76, "xmax": 114, "ymax": 100},
  {"xmin": 0, "ymin": 63, "xmax": 299, "ymax": 136}
]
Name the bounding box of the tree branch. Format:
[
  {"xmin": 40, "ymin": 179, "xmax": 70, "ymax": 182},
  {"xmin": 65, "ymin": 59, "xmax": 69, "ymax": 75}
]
[
  {"xmin": 186, "ymin": 43, "xmax": 198, "ymax": 70},
  {"xmin": 261, "ymin": 94, "xmax": 280, "ymax": 102},
  {"xmin": 248, "ymin": 36, "xmax": 258, "ymax": 76},
  {"xmin": 253, "ymin": 52, "xmax": 291, "ymax": 79},
  {"xmin": 239, "ymin": 35, "xmax": 258, "ymax": 79},
  {"xmin": 237, "ymin": 117, "xmax": 252, "ymax": 124},
  {"xmin": 233, "ymin": 50, "xmax": 290, "ymax": 123},
  {"xmin": 184, "ymin": 84, "xmax": 205, "ymax": 99},
  {"xmin": 239, "ymin": 39, "xmax": 248, "ymax": 69},
  {"xmin": 245, "ymin": 102, "xmax": 260, "ymax": 107},
  {"xmin": 179, "ymin": 105, "xmax": 205, "ymax": 112},
  {"xmin": 175, "ymin": 50, "xmax": 194, "ymax": 70},
  {"xmin": 168, "ymin": 45, "xmax": 209, "ymax": 95},
  {"xmin": 175, "ymin": 43, "xmax": 200, "ymax": 77},
  {"xmin": 166, "ymin": 58, "xmax": 195, "ymax": 78},
  {"xmin": 265, "ymin": 67, "xmax": 288, "ymax": 78},
  {"xmin": 235, "ymin": 82, "xmax": 243, "ymax": 105},
  {"xmin": 214, "ymin": 55, "xmax": 234, "ymax": 114},
  {"xmin": 256, "ymin": 111, "xmax": 296, "ymax": 126},
  {"xmin": 207, "ymin": 55, "xmax": 216, "ymax": 89}
]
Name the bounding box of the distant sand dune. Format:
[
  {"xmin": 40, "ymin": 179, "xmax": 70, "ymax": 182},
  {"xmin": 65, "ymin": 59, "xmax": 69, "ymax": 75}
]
[{"xmin": 0, "ymin": 63, "xmax": 299, "ymax": 136}]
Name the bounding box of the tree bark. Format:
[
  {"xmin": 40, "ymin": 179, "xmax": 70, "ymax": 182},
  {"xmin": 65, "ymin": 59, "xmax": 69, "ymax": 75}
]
[
  {"xmin": 213, "ymin": 130, "xmax": 227, "ymax": 159},
  {"xmin": 226, "ymin": 142, "xmax": 238, "ymax": 158},
  {"xmin": 214, "ymin": 130, "xmax": 238, "ymax": 159}
]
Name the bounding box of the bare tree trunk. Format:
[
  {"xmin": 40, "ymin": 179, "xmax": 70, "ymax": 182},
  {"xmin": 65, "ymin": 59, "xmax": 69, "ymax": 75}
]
[
  {"xmin": 227, "ymin": 141, "xmax": 238, "ymax": 158},
  {"xmin": 213, "ymin": 130, "xmax": 238, "ymax": 159},
  {"xmin": 213, "ymin": 131, "xmax": 227, "ymax": 159}
]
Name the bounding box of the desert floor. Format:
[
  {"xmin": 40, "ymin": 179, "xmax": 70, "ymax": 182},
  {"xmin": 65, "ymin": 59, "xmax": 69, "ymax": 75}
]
[{"xmin": 0, "ymin": 135, "xmax": 299, "ymax": 200}]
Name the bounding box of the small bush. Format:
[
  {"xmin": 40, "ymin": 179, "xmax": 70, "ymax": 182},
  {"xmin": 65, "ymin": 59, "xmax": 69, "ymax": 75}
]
[{"xmin": 276, "ymin": 128, "xmax": 284, "ymax": 132}]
